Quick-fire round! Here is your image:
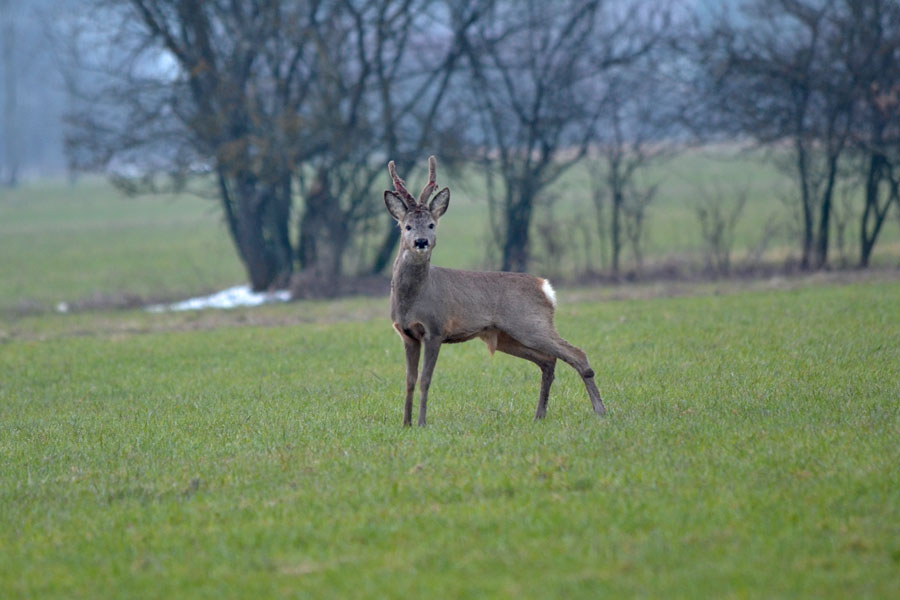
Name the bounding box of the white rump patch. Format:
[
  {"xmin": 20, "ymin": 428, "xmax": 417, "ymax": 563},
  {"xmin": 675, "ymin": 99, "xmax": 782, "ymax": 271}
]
[{"xmin": 541, "ymin": 279, "xmax": 557, "ymax": 308}]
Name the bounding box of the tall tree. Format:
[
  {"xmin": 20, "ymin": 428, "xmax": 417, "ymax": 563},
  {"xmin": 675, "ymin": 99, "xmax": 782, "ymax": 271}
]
[
  {"xmin": 835, "ymin": 0, "xmax": 900, "ymax": 267},
  {"xmin": 64, "ymin": 0, "xmax": 475, "ymax": 292},
  {"xmin": 589, "ymin": 31, "xmax": 683, "ymax": 276},
  {"xmin": 296, "ymin": 0, "xmax": 481, "ymax": 285},
  {"xmin": 67, "ymin": 0, "xmax": 321, "ymax": 290},
  {"xmin": 0, "ymin": 0, "xmax": 20, "ymax": 187},
  {"xmin": 459, "ymin": 0, "xmax": 668, "ymax": 272},
  {"xmin": 697, "ymin": 0, "xmax": 857, "ymax": 269}
]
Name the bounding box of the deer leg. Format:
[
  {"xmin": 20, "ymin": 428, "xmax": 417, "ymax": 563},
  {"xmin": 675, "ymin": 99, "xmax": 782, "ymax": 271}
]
[
  {"xmin": 512, "ymin": 332, "xmax": 607, "ymax": 416},
  {"xmin": 403, "ymin": 340, "xmax": 421, "ymax": 426},
  {"xmin": 552, "ymin": 336, "xmax": 606, "ymax": 416},
  {"xmin": 495, "ymin": 333, "xmax": 556, "ymax": 420},
  {"xmin": 418, "ymin": 339, "xmax": 442, "ymax": 426},
  {"xmin": 536, "ymin": 361, "xmax": 557, "ymax": 419}
]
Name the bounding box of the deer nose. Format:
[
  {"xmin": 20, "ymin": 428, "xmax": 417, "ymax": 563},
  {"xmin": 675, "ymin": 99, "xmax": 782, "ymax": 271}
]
[{"xmin": 414, "ymin": 238, "xmax": 429, "ymax": 249}]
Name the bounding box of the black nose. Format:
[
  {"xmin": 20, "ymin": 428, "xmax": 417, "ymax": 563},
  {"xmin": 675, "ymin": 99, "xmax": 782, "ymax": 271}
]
[{"xmin": 414, "ymin": 238, "xmax": 429, "ymax": 249}]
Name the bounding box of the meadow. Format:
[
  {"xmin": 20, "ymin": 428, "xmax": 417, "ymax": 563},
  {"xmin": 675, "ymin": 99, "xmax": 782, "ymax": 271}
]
[
  {"xmin": 2, "ymin": 148, "xmax": 899, "ymax": 316},
  {"xmin": 1, "ymin": 156, "xmax": 899, "ymax": 598}
]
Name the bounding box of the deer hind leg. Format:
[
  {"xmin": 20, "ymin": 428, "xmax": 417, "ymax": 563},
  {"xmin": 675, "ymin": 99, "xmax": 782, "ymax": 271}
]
[
  {"xmin": 509, "ymin": 330, "xmax": 607, "ymax": 416},
  {"xmin": 495, "ymin": 332, "xmax": 556, "ymax": 420},
  {"xmin": 403, "ymin": 340, "xmax": 421, "ymax": 426}
]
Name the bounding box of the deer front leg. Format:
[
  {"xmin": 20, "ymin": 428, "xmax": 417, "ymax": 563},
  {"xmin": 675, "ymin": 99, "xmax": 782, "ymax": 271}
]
[
  {"xmin": 403, "ymin": 340, "xmax": 421, "ymax": 426},
  {"xmin": 418, "ymin": 339, "xmax": 442, "ymax": 426}
]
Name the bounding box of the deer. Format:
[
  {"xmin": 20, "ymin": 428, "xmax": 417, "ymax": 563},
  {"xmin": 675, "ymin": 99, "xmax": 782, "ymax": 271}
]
[{"xmin": 384, "ymin": 156, "xmax": 607, "ymax": 426}]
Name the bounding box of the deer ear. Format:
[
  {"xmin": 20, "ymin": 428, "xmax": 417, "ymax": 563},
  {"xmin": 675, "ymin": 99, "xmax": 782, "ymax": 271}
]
[
  {"xmin": 384, "ymin": 190, "xmax": 408, "ymax": 221},
  {"xmin": 429, "ymin": 187, "xmax": 450, "ymax": 219}
]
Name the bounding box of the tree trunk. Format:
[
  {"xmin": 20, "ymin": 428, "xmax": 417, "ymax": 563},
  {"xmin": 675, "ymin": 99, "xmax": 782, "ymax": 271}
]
[
  {"xmin": 237, "ymin": 204, "xmax": 275, "ymax": 291},
  {"xmin": 501, "ymin": 185, "xmax": 534, "ymax": 272},
  {"xmin": 611, "ymin": 189, "xmax": 623, "ymax": 276},
  {"xmin": 795, "ymin": 141, "xmax": 814, "ymax": 270},
  {"xmin": 296, "ymin": 170, "xmax": 348, "ymax": 296},
  {"xmin": 859, "ymin": 153, "xmax": 895, "ymax": 268},
  {"xmin": 814, "ymin": 154, "xmax": 840, "ymax": 268},
  {"xmin": 221, "ymin": 170, "xmax": 294, "ymax": 292},
  {"xmin": 263, "ymin": 176, "xmax": 294, "ymax": 288},
  {"xmin": 370, "ymin": 224, "xmax": 401, "ymax": 274}
]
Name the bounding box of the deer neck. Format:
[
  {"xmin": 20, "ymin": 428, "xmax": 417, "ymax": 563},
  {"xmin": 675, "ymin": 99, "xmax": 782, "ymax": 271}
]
[{"xmin": 391, "ymin": 248, "xmax": 432, "ymax": 313}]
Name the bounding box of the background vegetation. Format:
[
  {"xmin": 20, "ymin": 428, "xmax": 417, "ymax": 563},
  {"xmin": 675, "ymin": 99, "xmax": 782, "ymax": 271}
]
[
  {"xmin": 4, "ymin": 0, "xmax": 898, "ymax": 292},
  {"xmin": 3, "ymin": 150, "xmax": 899, "ymax": 316}
]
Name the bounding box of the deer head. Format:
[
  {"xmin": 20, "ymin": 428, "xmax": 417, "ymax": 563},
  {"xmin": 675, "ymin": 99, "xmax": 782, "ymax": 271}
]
[{"xmin": 384, "ymin": 156, "xmax": 450, "ymax": 260}]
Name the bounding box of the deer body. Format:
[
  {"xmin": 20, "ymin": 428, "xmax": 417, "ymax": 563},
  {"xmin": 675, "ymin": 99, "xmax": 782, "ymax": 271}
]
[{"xmin": 385, "ymin": 157, "xmax": 606, "ymax": 426}]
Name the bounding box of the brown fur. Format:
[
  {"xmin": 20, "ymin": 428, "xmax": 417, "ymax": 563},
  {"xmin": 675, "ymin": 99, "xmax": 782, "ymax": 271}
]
[{"xmin": 385, "ymin": 157, "xmax": 606, "ymax": 425}]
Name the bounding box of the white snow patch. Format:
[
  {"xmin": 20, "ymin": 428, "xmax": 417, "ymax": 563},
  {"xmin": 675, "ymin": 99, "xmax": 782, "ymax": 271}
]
[
  {"xmin": 146, "ymin": 285, "xmax": 291, "ymax": 313},
  {"xmin": 541, "ymin": 279, "xmax": 557, "ymax": 308}
]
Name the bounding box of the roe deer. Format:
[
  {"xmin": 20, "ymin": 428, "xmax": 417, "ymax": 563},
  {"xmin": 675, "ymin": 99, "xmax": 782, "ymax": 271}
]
[{"xmin": 384, "ymin": 156, "xmax": 607, "ymax": 426}]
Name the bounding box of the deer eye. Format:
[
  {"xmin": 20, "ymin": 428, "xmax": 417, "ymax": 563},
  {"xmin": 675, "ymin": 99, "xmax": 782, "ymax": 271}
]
[
  {"xmin": 405, "ymin": 225, "xmax": 412, "ymax": 231},
  {"xmin": 428, "ymin": 223, "xmax": 435, "ymax": 229}
]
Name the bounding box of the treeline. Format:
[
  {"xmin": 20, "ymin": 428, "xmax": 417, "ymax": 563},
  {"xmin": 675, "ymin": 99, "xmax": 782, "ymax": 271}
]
[
  {"xmin": 61, "ymin": 0, "xmax": 900, "ymax": 292},
  {"xmin": 0, "ymin": 0, "xmax": 71, "ymax": 184}
]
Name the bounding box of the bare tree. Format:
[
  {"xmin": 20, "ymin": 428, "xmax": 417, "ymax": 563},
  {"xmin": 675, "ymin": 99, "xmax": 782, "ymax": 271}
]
[
  {"xmin": 459, "ymin": 0, "xmax": 668, "ymax": 272},
  {"xmin": 622, "ymin": 181, "xmax": 657, "ymax": 271},
  {"xmin": 296, "ymin": 0, "xmax": 482, "ymax": 285},
  {"xmin": 64, "ymin": 0, "xmax": 479, "ymax": 293},
  {"xmin": 695, "ymin": 0, "xmax": 900, "ymax": 270},
  {"xmin": 835, "ymin": 0, "xmax": 900, "ymax": 267},
  {"xmin": 588, "ymin": 79, "xmax": 675, "ymax": 275},
  {"xmin": 66, "ymin": 0, "xmax": 323, "ymax": 290},
  {"xmin": 0, "ymin": 0, "xmax": 20, "ymax": 187},
  {"xmin": 697, "ymin": 1, "xmax": 850, "ymax": 268},
  {"xmin": 693, "ymin": 183, "xmax": 749, "ymax": 276},
  {"xmin": 586, "ymin": 1, "xmax": 690, "ymax": 277}
]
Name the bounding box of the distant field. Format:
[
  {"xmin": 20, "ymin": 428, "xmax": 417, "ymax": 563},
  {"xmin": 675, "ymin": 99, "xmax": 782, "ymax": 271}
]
[
  {"xmin": 1, "ymin": 281, "xmax": 898, "ymax": 597},
  {"xmin": 0, "ymin": 178, "xmax": 244, "ymax": 314},
  {"xmin": 2, "ymin": 151, "xmax": 898, "ymax": 314}
]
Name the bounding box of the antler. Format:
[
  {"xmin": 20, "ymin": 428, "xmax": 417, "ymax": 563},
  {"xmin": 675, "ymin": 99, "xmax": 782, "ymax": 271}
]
[
  {"xmin": 418, "ymin": 155, "xmax": 437, "ymax": 204},
  {"xmin": 388, "ymin": 160, "xmax": 417, "ymax": 206}
]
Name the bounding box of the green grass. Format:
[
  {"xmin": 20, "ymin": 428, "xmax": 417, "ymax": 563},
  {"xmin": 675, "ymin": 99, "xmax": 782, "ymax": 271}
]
[
  {"xmin": 0, "ymin": 178, "xmax": 244, "ymax": 313},
  {"xmin": 2, "ymin": 281, "xmax": 899, "ymax": 598},
  {"xmin": 1, "ymin": 155, "xmax": 898, "ymax": 597}
]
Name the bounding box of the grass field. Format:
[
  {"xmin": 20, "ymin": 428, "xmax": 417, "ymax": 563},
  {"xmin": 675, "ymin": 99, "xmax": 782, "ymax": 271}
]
[
  {"xmin": 1, "ymin": 156, "xmax": 899, "ymax": 597},
  {"xmin": 2, "ymin": 281, "xmax": 899, "ymax": 598},
  {"xmin": 2, "ymin": 149, "xmax": 899, "ymax": 315},
  {"xmin": 0, "ymin": 178, "xmax": 244, "ymax": 315}
]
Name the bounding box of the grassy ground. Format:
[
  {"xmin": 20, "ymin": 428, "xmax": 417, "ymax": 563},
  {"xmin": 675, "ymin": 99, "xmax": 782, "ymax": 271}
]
[
  {"xmin": 1, "ymin": 156, "xmax": 898, "ymax": 597},
  {"xmin": 0, "ymin": 178, "xmax": 244, "ymax": 314},
  {"xmin": 1, "ymin": 280, "xmax": 899, "ymax": 598}
]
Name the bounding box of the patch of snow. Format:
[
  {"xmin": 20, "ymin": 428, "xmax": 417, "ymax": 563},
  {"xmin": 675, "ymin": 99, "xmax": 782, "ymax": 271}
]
[{"xmin": 146, "ymin": 285, "xmax": 291, "ymax": 313}]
